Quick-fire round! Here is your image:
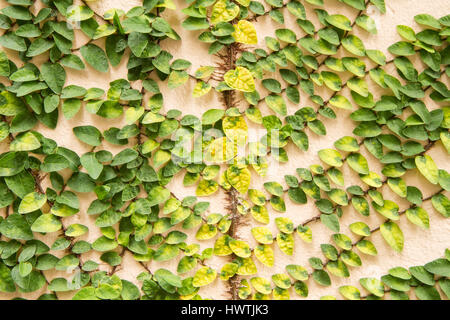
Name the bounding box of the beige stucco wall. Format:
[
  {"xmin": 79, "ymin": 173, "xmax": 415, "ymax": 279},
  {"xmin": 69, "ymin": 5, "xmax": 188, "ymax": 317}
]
[{"xmin": 0, "ymin": 0, "xmax": 449, "ymax": 300}]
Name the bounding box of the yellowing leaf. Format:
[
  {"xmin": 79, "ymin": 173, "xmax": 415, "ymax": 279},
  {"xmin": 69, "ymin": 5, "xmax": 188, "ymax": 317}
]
[
  {"xmin": 223, "ymin": 116, "xmax": 248, "ymax": 146},
  {"xmin": 250, "ymin": 277, "xmax": 272, "ymax": 294},
  {"xmin": 196, "ymin": 224, "xmax": 218, "ymax": 240},
  {"xmin": 31, "ymin": 214, "xmax": 62, "ymax": 233},
  {"xmin": 232, "ymin": 20, "xmax": 257, "ymax": 44},
  {"xmin": 196, "ymin": 179, "xmax": 219, "ymax": 196},
  {"xmin": 195, "ymin": 66, "xmax": 215, "ymax": 79},
  {"xmin": 236, "ymin": 257, "xmax": 257, "ymax": 275},
  {"xmin": 10, "ymin": 132, "xmax": 41, "ymax": 151},
  {"xmin": 380, "ymin": 221, "xmax": 404, "ymax": 252},
  {"xmin": 277, "ymin": 232, "xmax": 294, "ymax": 255},
  {"xmin": 329, "ymin": 95, "xmax": 354, "ymax": 110},
  {"xmin": 142, "ymin": 111, "xmax": 165, "ymax": 124},
  {"xmin": 238, "ymin": 279, "xmax": 252, "ymax": 299},
  {"xmin": 220, "ymin": 263, "xmax": 238, "ymax": 281},
  {"xmin": 254, "ymin": 244, "xmax": 274, "ymax": 267},
  {"xmin": 265, "ymin": 94, "xmax": 287, "ymax": 116},
  {"xmin": 19, "ymin": 192, "xmax": 47, "ymax": 214},
  {"xmin": 193, "ymin": 267, "xmax": 217, "ymax": 287},
  {"xmin": 224, "ymin": 66, "xmax": 255, "ymax": 92},
  {"xmin": 318, "ymin": 149, "xmax": 344, "ymax": 167},
  {"xmin": 297, "ymin": 226, "xmax": 312, "ymax": 243},
  {"xmin": 405, "ymin": 207, "xmax": 430, "ymax": 229},
  {"xmin": 235, "ymin": 0, "xmax": 250, "ymax": 6},
  {"xmin": 251, "ymin": 227, "xmax": 273, "ymax": 244},
  {"xmin": 192, "ymin": 81, "xmax": 211, "ymax": 97},
  {"xmin": 229, "ymin": 239, "xmax": 252, "ymax": 258},
  {"xmin": 211, "ymin": 0, "xmax": 240, "ymax": 24},
  {"xmin": 226, "ymin": 165, "xmax": 251, "ymax": 194},
  {"xmin": 125, "ymin": 106, "xmax": 144, "ymax": 125},
  {"xmin": 158, "ymin": 0, "xmax": 176, "ymax": 9},
  {"xmin": 275, "ymin": 217, "xmax": 294, "ymax": 233},
  {"xmin": 415, "ymin": 155, "xmax": 439, "ymax": 184},
  {"xmin": 205, "ymin": 137, "xmax": 236, "ymax": 163},
  {"xmin": 214, "ymin": 235, "xmax": 233, "ymax": 256},
  {"xmin": 339, "ymin": 285, "xmax": 361, "ymax": 300}
]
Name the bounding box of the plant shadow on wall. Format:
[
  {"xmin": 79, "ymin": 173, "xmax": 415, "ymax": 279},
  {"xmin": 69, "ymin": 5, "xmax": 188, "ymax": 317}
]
[{"xmin": 0, "ymin": 0, "xmax": 448, "ymax": 300}]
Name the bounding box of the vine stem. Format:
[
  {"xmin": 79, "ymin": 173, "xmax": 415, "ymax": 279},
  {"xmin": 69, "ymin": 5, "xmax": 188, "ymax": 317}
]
[
  {"xmin": 216, "ymin": 38, "xmax": 244, "ymax": 299},
  {"xmin": 220, "ymin": 43, "xmax": 238, "ymax": 109},
  {"xmin": 225, "ymin": 188, "xmax": 240, "ymax": 300}
]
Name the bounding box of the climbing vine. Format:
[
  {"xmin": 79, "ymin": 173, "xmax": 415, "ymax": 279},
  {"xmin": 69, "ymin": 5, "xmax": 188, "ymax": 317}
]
[{"xmin": 0, "ymin": 0, "xmax": 448, "ymax": 300}]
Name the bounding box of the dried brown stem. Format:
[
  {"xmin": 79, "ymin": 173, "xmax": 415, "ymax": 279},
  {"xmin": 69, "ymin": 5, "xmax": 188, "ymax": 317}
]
[
  {"xmin": 216, "ymin": 39, "xmax": 245, "ymax": 299},
  {"xmin": 225, "ymin": 188, "xmax": 240, "ymax": 300}
]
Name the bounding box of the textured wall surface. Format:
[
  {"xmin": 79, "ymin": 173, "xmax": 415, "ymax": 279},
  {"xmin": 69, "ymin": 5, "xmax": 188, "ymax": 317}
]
[{"xmin": 0, "ymin": 0, "xmax": 449, "ymax": 300}]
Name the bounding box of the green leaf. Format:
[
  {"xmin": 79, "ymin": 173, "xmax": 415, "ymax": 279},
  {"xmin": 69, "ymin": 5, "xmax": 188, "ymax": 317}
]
[
  {"xmin": 0, "ymin": 214, "xmax": 33, "ymax": 240},
  {"xmin": 182, "ymin": 17, "xmax": 209, "ymax": 30},
  {"xmin": 202, "ymin": 109, "xmax": 225, "ymax": 125},
  {"xmin": 312, "ymin": 270, "xmax": 331, "ymax": 286},
  {"xmin": 73, "ymin": 126, "xmax": 102, "ymax": 146},
  {"xmin": 321, "ymin": 71, "xmax": 342, "ymax": 91},
  {"xmin": 342, "ymin": 35, "xmax": 365, "ymax": 56},
  {"xmin": 41, "ymin": 63, "xmax": 66, "ymax": 94},
  {"xmin": 26, "ymin": 38, "xmax": 54, "ymax": 57},
  {"xmin": 388, "ymin": 41, "xmax": 416, "ymax": 56},
  {"xmin": 80, "ymin": 44, "xmax": 109, "ymax": 73},
  {"xmin": 62, "ymin": 99, "xmax": 81, "ymax": 119},
  {"xmin": 325, "ymin": 14, "xmax": 352, "ymax": 31},
  {"xmin": 0, "ymin": 33, "xmax": 27, "ymax": 52},
  {"xmin": 424, "ymin": 259, "xmax": 450, "ymax": 277},
  {"xmin": 81, "ymin": 153, "xmax": 103, "ymax": 180},
  {"xmin": 397, "ymin": 25, "xmax": 416, "ymax": 41},
  {"xmin": 320, "ymin": 214, "xmax": 340, "ymax": 232},
  {"xmin": 405, "ymin": 207, "xmax": 429, "ymax": 229},
  {"xmin": 0, "ymin": 262, "xmax": 15, "ymax": 293},
  {"xmin": 347, "ymin": 153, "xmax": 369, "ymax": 174},
  {"xmin": 414, "ymin": 14, "xmax": 441, "ymax": 29},
  {"xmin": 275, "ymin": 28, "xmax": 297, "ymax": 43}
]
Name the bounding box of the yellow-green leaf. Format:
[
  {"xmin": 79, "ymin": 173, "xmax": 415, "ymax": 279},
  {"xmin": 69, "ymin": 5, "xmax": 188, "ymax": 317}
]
[
  {"xmin": 251, "ymin": 227, "xmax": 273, "ymax": 244},
  {"xmin": 380, "ymin": 221, "xmax": 404, "ymax": 252},
  {"xmin": 415, "ymin": 155, "xmax": 439, "ymax": 184},
  {"xmin": 226, "ymin": 165, "xmax": 251, "ymax": 194},
  {"xmin": 193, "ymin": 267, "xmax": 217, "ymax": 287},
  {"xmin": 224, "ymin": 66, "xmax": 255, "ymax": 92},
  {"xmin": 19, "ymin": 192, "xmax": 47, "ymax": 214},
  {"xmin": 229, "ymin": 239, "xmax": 251, "ymax": 258},
  {"xmin": 210, "ymin": 0, "xmax": 239, "ymax": 24},
  {"xmin": 254, "ymin": 244, "xmax": 274, "ymax": 267}
]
